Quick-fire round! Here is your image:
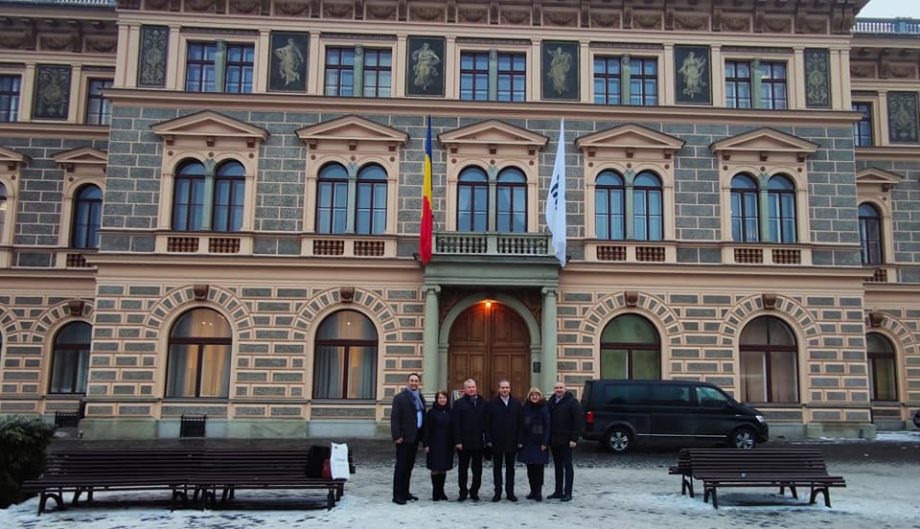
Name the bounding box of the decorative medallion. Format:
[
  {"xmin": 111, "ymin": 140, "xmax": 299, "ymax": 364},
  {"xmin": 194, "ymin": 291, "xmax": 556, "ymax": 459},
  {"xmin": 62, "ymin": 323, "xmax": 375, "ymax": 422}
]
[
  {"xmin": 366, "ymin": 4, "xmax": 396, "ymax": 20},
  {"xmin": 185, "ymin": 0, "xmax": 217, "ymax": 13},
  {"xmin": 410, "ymin": 6, "xmax": 445, "ymax": 22},
  {"xmin": 275, "ymin": 0, "xmax": 309, "ymax": 17},
  {"xmin": 888, "ymin": 92, "xmax": 919, "ymax": 143},
  {"xmin": 39, "ymin": 35, "xmax": 74, "ymax": 51},
  {"xmin": 721, "ymin": 16, "xmax": 750, "ymax": 32},
  {"xmin": 229, "ymin": 0, "xmax": 262, "ymax": 15},
  {"xmin": 674, "ymin": 14, "xmax": 708, "ymax": 31},
  {"xmin": 85, "ymin": 36, "xmax": 117, "ymax": 53},
  {"xmin": 633, "ymin": 13, "xmax": 663, "ymax": 30},
  {"xmin": 137, "ymin": 25, "xmax": 168, "ymax": 87},
  {"xmin": 804, "ymin": 48, "xmax": 830, "ymax": 109},
  {"xmin": 33, "ymin": 65, "xmax": 71, "ymax": 120},
  {"xmin": 590, "ymin": 12, "xmax": 620, "ymax": 28},
  {"xmin": 458, "ymin": 7, "xmax": 487, "ymax": 24},
  {"xmin": 543, "ymin": 9, "xmax": 578, "ymax": 27}
]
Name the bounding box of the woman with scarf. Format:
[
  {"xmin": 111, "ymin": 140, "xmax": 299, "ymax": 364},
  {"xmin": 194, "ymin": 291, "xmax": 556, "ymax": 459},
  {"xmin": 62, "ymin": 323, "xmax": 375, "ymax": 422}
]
[
  {"xmin": 517, "ymin": 386, "xmax": 551, "ymax": 501},
  {"xmin": 423, "ymin": 390, "xmax": 454, "ymax": 501}
]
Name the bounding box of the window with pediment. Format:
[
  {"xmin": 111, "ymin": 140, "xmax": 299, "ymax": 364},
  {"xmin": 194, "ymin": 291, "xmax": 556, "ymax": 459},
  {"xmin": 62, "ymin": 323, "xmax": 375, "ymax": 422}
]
[
  {"xmin": 298, "ymin": 116, "xmax": 407, "ymax": 241},
  {"xmin": 439, "ymin": 120, "xmax": 546, "ymax": 234},
  {"xmin": 712, "ymin": 129, "xmax": 816, "ymax": 247},
  {"xmin": 576, "ymin": 125, "xmax": 683, "ymax": 246},
  {"xmin": 54, "ymin": 147, "xmax": 106, "ymax": 257},
  {"xmin": 152, "ymin": 111, "xmax": 267, "ymax": 236},
  {"xmin": 0, "ymin": 148, "xmax": 25, "ymax": 257},
  {"xmin": 856, "ymin": 168, "xmax": 900, "ymax": 269}
]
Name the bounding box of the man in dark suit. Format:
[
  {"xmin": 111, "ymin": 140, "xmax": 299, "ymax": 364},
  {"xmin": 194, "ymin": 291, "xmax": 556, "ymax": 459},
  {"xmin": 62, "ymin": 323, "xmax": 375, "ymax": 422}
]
[
  {"xmin": 485, "ymin": 379, "xmax": 523, "ymax": 502},
  {"xmin": 547, "ymin": 381, "xmax": 584, "ymax": 502},
  {"xmin": 391, "ymin": 373, "xmax": 426, "ymax": 505},
  {"xmin": 451, "ymin": 378, "xmax": 486, "ymax": 501}
]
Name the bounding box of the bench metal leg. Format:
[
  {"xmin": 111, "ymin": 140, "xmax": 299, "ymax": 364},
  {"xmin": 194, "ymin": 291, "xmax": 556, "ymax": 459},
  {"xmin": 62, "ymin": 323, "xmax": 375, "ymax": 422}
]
[
  {"xmin": 681, "ymin": 476, "xmax": 694, "ymax": 498},
  {"xmin": 336, "ymin": 483, "xmax": 343, "ymax": 500},
  {"xmin": 326, "ymin": 489, "xmax": 335, "ymax": 510},
  {"xmin": 72, "ymin": 487, "xmax": 83, "ymax": 505},
  {"xmin": 710, "ymin": 487, "xmax": 718, "ymax": 509},
  {"xmin": 809, "ymin": 487, "xmax": 831, "ymax": 507},
  {"xmin": 38, "ymin": 491, "xmax": 63, "ymax": 515}
]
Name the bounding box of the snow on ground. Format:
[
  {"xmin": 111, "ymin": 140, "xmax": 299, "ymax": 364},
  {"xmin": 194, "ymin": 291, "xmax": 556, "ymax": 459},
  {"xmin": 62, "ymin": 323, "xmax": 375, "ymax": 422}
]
[
  {"xmin": 875, "ymin": 431, "xmax": 920, "ymax": 442},
  {"xmin": 3, "ymin": 458, "xmax": 920, "ymax": 529}
]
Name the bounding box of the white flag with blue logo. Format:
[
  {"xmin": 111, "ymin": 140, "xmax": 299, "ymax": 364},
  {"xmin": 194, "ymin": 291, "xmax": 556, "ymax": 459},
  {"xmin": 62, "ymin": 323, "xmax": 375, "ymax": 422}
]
[{"xmin": 545, "ymin": 119, "xmax": 567, "ymax": 267}]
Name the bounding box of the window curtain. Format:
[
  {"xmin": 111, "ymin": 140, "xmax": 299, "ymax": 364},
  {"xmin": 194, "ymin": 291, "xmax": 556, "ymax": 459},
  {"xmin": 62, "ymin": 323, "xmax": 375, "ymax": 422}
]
[{"xmin": 314, "ymin": 345, "xmax": 343, "ymax": 398}]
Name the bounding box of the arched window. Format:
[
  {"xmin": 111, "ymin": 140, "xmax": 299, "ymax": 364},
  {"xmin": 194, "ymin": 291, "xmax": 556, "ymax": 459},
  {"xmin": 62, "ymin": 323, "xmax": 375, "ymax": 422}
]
[
  {"xmin": 600, "ymin": 314, "xmax": 660, "ymax": 379},
  {"xmin": 767, "ymin": 175, "xmax": 796, "ymax": 243},
  {"xmin": 867, "ymin": 333, "xmax": 897, "ymax": 401},
  {"xmin": 313, "ymin": 310, "xmax": 377, "ymax": 399},
  {"xmin": 355, "ymin": 164, "xmax": 387, "ymax": 235},
  {"xmin": 166, "ymin": 308, "xmax": 232, "ymax": 398},
  {"xmin": 859, "ymin": 203, "xmax": 883, "ymax": 265},
  {"xmin": 49, "ymin": 321, "xmax": 91, "ymax": 394},
  {"xmin": 212, "ymin": 161, "xmax": 245, "ymax": 232},
  {"xmin": 633, "ymin": 172, "xmax": 663, "ymax": 241},
  {"xmin": 739, "ymin": 316, "xmax": 798, "ymax": 403},
  {"xmin": 457, "ymin": 166, "xmax": 488, "ymax": 232},
  {"xmin": 496, "ymin": 167, "xmax": 526, "ymax": 232},
  {"xmin": 595, "ymin": 171, "xmax": 625, "ymax": 240},
  {"xmin": 172, "ymin": 160, "xmax": 207, "ymax": 231},
  {"xmin": 71, "ymin": 185, "xmax": 103, "ymax": 249},
  {"xmin": 316, "ymin": 163, "xmax": 349, "ymax": 234},
  {"xmin": 730, "ymin": 174, "xmax": 759, "ymax": 243}
]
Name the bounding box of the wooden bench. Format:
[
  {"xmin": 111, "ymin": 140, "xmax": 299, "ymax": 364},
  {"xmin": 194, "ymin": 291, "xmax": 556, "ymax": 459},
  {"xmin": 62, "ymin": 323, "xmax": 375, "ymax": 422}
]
[
  {"xmin": 194, "ymin": 449, "xmax": 351, "ymax": 510},
  {"xmin": 22, "ymin": 449, "xmax": 202, "ymax": 515},
  {"xmin": 22, "ymin": 446, "xmax": 354, "ymax": 514},
  {"xmin": 673, "ymin": 448, "xmax": 846, "ymax": 509}
]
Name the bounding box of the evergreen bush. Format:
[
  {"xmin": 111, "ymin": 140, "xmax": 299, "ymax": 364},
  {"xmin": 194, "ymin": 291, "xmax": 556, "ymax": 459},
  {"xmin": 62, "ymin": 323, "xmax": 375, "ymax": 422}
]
[{"xmin": 0, "ymin": 415, "xmax": 55, "ymax": 508}]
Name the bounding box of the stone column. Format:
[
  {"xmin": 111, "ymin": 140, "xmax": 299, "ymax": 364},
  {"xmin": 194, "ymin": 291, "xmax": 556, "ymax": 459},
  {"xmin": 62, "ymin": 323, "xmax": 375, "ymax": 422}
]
[
  {"xmin": 488, "ymin": 49, "xmax": 499, "ymax": 101},
  {"xmin": 620, "ymin": 55, "xmax": 631, "ymax": 104},
  {"xmin": 422, "ymin": 285, "xmax": 441, "ymax": 395},
  {"xmin": 353, "ymin": 45, "xmax": 365, "ymax": 97},
  {"xmin": 541, "ymin": 287, "xmax": 558, "ymax": 393}
]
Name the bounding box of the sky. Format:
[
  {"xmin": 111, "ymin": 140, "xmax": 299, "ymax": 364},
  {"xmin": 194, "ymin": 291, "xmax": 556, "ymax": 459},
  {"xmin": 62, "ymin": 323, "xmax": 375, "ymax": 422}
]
[{"xmin": 859, "ymin": 0, "xmax": 920, "ymax": 18}]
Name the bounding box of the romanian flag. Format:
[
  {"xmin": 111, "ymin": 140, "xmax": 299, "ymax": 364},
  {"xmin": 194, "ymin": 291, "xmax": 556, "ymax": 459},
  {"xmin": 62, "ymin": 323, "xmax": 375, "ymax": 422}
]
[{"xmin": 419, "ymin": 116, "xmax": 433, "ymax": 264}]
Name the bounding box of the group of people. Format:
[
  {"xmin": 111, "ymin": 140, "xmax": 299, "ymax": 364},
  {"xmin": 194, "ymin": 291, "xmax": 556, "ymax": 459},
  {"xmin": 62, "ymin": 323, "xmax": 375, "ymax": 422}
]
[{"xmin": 390, "ymin": 374, "xmax": 585, "ymax": 505}]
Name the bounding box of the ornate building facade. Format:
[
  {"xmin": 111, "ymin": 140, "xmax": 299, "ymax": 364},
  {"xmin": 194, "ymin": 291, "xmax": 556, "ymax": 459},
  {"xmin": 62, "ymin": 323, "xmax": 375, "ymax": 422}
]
[{"xmin": 0, "ymin": 0, "xmax": 917, "ymax": 440}]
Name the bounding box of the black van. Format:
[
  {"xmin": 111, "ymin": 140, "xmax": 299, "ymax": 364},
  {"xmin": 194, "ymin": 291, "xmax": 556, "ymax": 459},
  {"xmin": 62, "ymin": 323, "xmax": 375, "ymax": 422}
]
[{"xmin": 581, "ymin": 379, "xmax": 768, "ymax": 453}]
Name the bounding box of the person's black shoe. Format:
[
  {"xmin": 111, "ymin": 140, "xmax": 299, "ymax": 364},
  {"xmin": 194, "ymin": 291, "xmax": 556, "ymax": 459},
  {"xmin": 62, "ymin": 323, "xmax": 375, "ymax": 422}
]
[
  {"xmin": 492, "ymin": 493, "xmax": 501, "ymax": 502},
  {"xmin": 534, "ymin": 493, "xmax": 542, "ymax": 502},
  {"xmin": 560, "ymin": 495, "xmax": 572, "ymax": 502},
  {"xmin": 470, "ymin": 493, "xmax": 480, "ymax": 502},
  {"xmin": 547, "ymin": 492, "xmax": 563, "ymax": 499},
  {"xmin": 408, "ymin": 494, "xmax": 419, "ymax": 501},
  {"xmin": 525, "ymin": 492, "xmax": 535, "ymax": 500},
  {"xmin": 392, "ymin": 498, "xmax": 407, "ymax": 505},
  {"xmin": 457, "ymin": 492, "xmax": 467, "ymax": 502},
  {"xmin": 507, "ymin": 494, "xmax": 518, "ymax": 502}
]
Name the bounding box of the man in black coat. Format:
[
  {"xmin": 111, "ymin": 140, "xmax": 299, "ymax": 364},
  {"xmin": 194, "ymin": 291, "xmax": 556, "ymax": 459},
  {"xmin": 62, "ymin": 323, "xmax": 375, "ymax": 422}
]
[
  {"xmin": 485, "ymin": 379, "xmax": 523, "ymax": 502},
  {"xmin": 451, "ymin": 378, "xmax": 487, "ymax": 501},
  {"xmin": 391, "ymin": 373, "xmax": 426, "ymax": 505},
  {"xmin": 547, "ymin": 381, "xmax": 584, "ymax": 502}
]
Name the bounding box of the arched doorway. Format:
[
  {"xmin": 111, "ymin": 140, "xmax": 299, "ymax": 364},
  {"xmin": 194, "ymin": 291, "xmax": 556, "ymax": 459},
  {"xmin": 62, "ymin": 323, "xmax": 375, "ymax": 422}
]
[{"xmin": 448, "ymin": 301, "xmax": 530, "ymax": 398}]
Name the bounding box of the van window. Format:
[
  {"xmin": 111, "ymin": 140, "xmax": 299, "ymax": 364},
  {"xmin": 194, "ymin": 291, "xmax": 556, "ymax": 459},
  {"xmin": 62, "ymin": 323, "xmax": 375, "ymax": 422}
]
[
  {"xmin": 603, "ymin": 383, "xmax": 650, "ymax": 405},
  {"xmin": 648, "ymin": 384, "xmax": 691, "ymax": 406},
  {"xmin": 696, "ymin": 386, "xmax": 729, "ymax": 408}
]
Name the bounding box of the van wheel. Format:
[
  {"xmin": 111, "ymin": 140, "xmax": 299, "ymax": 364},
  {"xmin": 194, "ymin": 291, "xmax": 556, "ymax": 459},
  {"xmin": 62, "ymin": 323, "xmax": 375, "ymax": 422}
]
[
  {"xmin": 606, "ymin": 427, "xmax": 632, "ymax": 453},
  {"xmin": 730, "ymin": 427, "xmax": 757, "ymax": 449}
]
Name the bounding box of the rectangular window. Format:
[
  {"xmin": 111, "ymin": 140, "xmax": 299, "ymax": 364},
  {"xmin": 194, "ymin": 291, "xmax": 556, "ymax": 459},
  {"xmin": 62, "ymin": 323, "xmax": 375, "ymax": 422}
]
[
  {"xmin": 324, "ymin": 47, "xmax": 355, "ymax": 96},
  {"xmin": 224, "ymin": 44, "xmax": 255, "ymax": 93},
  {"xmin": 725, "ymin": 61, "xmax": 752, "ymax": 109},
  {"xmin": 629, "ymin": 58, "xmax": 658, "ymax": 106},
  {"xmin": 853, "ymin": 102, "xmax": 874, "ymax": 147},
  {"xmin": 185, "ymin": 42, "xmax": 254, "ymax": 93},
  {"xmin": 85, "ymin": 78, "xmax": 113, "ymax": 125},
  {"xmin": 460, "ymin": 52, "xmax": 490, "ymax": 101},
  {"xmin": 496, "ymin": 53, "xmax": 526, "ymax": 102},
  {"xmin": 759, "ymin": 61, "xmax": 787, "ymax": 109},
  {"xmin": 726, "ymin": 60, "xmax": 787, "ymax": 110},
  {"xmin": 362, "ymin": 49, "xmax": 392, "ymax": 97},
  {"xmin": 0, "ymin": 74, "xmax": 21, "ymax": 122},
  {"xmin": 593, "ymin": 57, "xmax": 621, "ymax": 105}
]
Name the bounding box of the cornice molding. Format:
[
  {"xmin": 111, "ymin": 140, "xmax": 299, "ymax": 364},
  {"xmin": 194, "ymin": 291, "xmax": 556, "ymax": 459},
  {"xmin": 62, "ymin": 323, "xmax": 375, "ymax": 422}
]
[
  {"xmin": 0, "ymin": 123, "xmax": 109, "ymax": 140},
  {"xmin": 856, "ymin": 146, "xmax": 920, "ymax": 161},
  {"xmin": 106, "ymin": 89, "xmax": 861, "ymax": 128}
]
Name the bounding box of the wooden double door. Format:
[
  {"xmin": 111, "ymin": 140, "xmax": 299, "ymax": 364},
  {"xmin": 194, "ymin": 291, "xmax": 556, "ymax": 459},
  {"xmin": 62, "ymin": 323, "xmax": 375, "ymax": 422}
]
[{"xmin": 448, "ymin": 302, "xmax": 530, "ymax": 399}]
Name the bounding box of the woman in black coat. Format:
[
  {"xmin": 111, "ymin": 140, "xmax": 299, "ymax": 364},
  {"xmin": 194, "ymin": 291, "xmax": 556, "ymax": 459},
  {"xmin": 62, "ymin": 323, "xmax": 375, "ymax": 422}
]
[
  {"xmin": 517, "ymin": 387, "xmax": 551, "ymax": 501},
  {"xmin": 423, "ymin": 390, "xmax": 453, "ymax": 501}
]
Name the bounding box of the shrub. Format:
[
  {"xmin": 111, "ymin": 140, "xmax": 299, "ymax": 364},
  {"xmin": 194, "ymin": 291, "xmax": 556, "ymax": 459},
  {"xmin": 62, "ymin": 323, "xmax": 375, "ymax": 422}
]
[{"xmin": 0, "ymin": 415, "xmax": 55, "ymax": 508}]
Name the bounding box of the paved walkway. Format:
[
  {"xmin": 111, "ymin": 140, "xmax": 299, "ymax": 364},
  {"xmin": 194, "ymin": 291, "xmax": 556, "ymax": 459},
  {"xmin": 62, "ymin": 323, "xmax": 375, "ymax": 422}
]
[{"xmin": 4, "ymin": 437, "xmax": 920, "ymax": 529}]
